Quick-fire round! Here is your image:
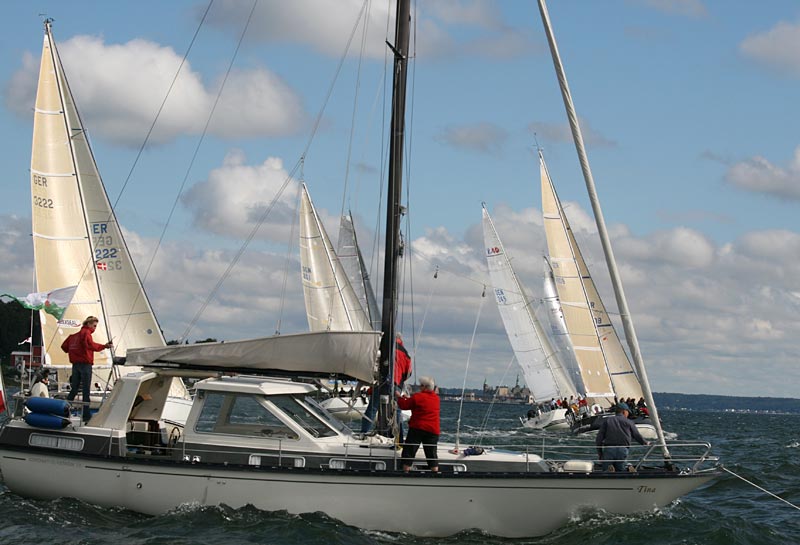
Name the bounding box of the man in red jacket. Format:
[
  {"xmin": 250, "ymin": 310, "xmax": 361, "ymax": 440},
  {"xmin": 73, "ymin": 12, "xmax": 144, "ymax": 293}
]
[
  {"xmin": 395, "ymin": 375, "xmax": 440, "ymax": 473},
  {"xmin": 61, "ymin": 316, "xmax": 112, "ymax": 422}
]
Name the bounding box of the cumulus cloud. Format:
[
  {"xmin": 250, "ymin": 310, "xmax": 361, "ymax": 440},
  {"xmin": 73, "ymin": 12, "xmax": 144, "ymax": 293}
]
[
  {"xmin": 207, "ymin": 0, "xmax": 534, "ymax": 61},
  {"xmin": 725, "ymin": 146, "xmax": 800, "ymax": 200},
  {"xmin": 5, "ymin": 35, "xmax": 307, "ymax": 146},
  {"xmin": 529, "ymin": 118, "xmax": 617, "ymax": 149},
  {"xmin": 435, "ymin": 122, "xmax": 508, "ymax": 154},
  {"xmin": 182, "ymin": 150, "xmax": 300, "ymax": 240},
  {"xmin": 740, "ymin": 21, "xmax": 800, "ymax": 77}
]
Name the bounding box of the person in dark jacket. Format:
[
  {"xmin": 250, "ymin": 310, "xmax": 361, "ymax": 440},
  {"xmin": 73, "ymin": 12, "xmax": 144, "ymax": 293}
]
[
  {"xmin": 596, "ymin": 402, "xmax": 649, "ymax": 472},
  {"xmin": 396, "ymin": 375, "xmax": 439, "ymax": 473},
  {"xmin": 61, "ymin": 316, "xmax": 112, "ymax": 422}
]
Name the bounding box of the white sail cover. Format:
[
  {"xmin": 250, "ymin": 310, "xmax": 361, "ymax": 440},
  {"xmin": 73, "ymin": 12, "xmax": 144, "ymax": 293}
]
[
  {"xmin": 540, "ymin": 154, "xmax": 643, "ymax": 401},
  {"xmin": 481, "ymin": 206, "xmax": 577, "ymax": 402},
  {"xmin": 299, "ymin": 185, "xmax": 369, "ymax": 332},
  {"xmin": 30, "ymin": 25, "xmax": 186, "ymax": 397},
  {"xmin": 337, "ymin": 213, "xmax": 381, "ymax": 330},
  {"xmin": 126, "ymin": 331, "xmax": 381, "ymax": 384}
]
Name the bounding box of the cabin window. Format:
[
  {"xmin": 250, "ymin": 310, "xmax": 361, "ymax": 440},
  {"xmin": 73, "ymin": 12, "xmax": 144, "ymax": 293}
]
[
  {"xmin": 195, "ymin": 392, "xmax": 298, "ymax": 440},
  {"xmin": 267, "ymin": 395, "xmax": 338, "ymax": 438}
]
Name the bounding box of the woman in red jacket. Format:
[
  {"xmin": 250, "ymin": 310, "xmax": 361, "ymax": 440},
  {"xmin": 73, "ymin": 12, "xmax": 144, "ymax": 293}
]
[{"xmin": 395, "ymin": 375, "xmax": 439, "ymax": 473}]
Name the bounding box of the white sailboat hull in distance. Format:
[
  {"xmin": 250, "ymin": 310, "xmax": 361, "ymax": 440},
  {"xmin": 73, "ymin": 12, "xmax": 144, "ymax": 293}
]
[
  {"xmin": 0, "ymin": 450, "xmax": 714, "ymax": 537},
  {"xmin": 520, "ymin": 408, "xmax": 570, "ymax": 430}
]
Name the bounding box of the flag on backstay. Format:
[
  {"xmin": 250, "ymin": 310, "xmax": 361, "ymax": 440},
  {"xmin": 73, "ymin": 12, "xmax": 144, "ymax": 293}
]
[{"xmin": 0, "ymin": 285, "xmax": 78, "ymax": 320}]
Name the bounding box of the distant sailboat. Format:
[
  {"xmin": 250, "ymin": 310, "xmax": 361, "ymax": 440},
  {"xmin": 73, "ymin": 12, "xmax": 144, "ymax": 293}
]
[
  {"xmin": 336, "ymin": 212, "xmax": 381, "ymax": 332},
  {"xmin": 540, "ymin": 148, "xmax": 654, "ymax": 439},
  {"xmin": 29, "ymin": 20, "xmax": 189, "ymax": 413},
  {"xmin": 481, "ymin": 205, "xmax": 578, "ymax": 430},
  {"xmin": 299, "ymin": 184, "xmax": 370, "ymax": 333}
]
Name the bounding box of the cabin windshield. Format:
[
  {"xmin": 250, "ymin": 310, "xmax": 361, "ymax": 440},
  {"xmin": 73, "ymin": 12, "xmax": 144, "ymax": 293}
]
[
  {"xmin": 266, "ymin": 395, "xmax": 339, "ymax": 438},
  {"xmin": 194, "ymin": 391, "xmax": 299, "ymax": 440}
]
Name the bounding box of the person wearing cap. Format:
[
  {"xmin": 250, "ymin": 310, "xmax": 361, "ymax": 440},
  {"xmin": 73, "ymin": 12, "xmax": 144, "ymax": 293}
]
[
  {"xmin": 596, "ymin": 402, "xmax": 649, "ymax": 472},
  {"xmin": 395, "ymin": 376, "xmax": 440, "ymax": 473},
  {"xmin": 29, "ymin": 369, "xmax": 51, "ymax": 398}
]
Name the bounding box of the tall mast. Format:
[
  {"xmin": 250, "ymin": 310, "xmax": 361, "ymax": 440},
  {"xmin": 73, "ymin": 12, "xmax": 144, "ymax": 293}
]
[
  {"xmin": 377, "ymin": 0, "xmax": 411, "ymax": 435},
  {"xmin": 536, "ymin": 0, "xmax": 668, "ymax": 454}
]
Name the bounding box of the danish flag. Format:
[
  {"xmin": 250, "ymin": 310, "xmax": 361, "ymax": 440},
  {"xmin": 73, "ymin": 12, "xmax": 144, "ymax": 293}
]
[{"xmin": 97, "ymin": 262, "xmax": 108, "ymax": 271}]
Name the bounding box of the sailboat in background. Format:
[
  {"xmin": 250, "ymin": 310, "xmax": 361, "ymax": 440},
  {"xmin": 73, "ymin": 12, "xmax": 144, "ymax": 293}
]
[
  {"xmin": 540, "ymin": 152, "xmax": 655, "ymax": 438},
  {"xmin": 481, "ymin": 205, "xmax": 580, "ymax": 430},
  {"xmin": 298, "ymin": 184, "xmax": 370, "ymax": 333},
  {"xmin": 28, "ymin": 19, "xmax": 189, "ymax": 415},
  {"xmin": 336, "ymin": 212, "xmax": 381, "ymax": 331}
]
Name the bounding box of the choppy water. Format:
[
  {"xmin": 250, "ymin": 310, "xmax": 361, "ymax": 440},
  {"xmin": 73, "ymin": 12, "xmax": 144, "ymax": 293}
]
[{"xmin": 1, "ymin": 401, "xmax": 798, "ymax": 544}]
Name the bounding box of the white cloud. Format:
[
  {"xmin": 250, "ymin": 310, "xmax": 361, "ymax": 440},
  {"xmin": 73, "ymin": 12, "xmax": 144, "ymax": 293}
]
[
  {"xmin": 740, "ymin": 21, "xmax": 800, "ymax": 77},
  {"xmin": 6, "ymin": 35, "xmax": 307, "ymax": 146},
  {"xmin": 182, "ymin": 150, "xmax": 300, "ymax": 240},
  {"xmin": 529, "ymin": 118, "xmax": 617, "ymax": 149},
  {"xmin": 725, "ymin": 146, "xmax": 800, "ymax": 200},
  {"xmin": 208, "ymin": 0, "xmax": 533, "ymax": 61},
  {"xmin": 436, "ymin": 122, "xmax": 508, "ymax": 154}
]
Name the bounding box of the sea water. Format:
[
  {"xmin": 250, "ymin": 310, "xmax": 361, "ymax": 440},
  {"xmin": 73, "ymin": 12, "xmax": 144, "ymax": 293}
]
[{"xmin": 0, "ymin": 402, "xmax": 797, "ymax": 545}]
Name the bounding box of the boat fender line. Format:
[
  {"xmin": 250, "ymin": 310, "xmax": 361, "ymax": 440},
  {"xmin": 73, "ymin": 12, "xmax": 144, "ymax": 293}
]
[
  {"xmin": 722, "ymin": 466, "xmax": 800, "ymax": 511},
  {"xmin": 24, "ymin": 412, "xmax": 70, "ymax": 429},
  {"xmin": 24, "ymin": 397, "xmax": 70, "ymax": 416}
]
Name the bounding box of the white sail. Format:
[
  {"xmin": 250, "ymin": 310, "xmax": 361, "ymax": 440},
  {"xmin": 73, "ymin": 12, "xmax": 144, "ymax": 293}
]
[
  {"xmin": 542, "ymin": 257, "xmax": 585, "ymax": 394},
  {"xmin": 31, "ymin": 23, "xmax": 186, "ymax": 397},
  {"xmin": 481, "ymin": 206, "xmax": 576, "ymax": 402},
  {"xmin": 540, "ymin": 153, "xmax": 643, "ymax": 402},
  {"xmin": 299, "ymin": 185, "xmax": 369, "ymax": 332},
  {"xmin": 336, "ymin": 213, "xmax": 381, "ymax": 331}
]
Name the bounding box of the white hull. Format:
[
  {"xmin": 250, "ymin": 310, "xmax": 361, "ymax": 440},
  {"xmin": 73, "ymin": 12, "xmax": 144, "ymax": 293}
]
[
  {"xmin": 520, "ymin": 408, "xmax": 570, "ymax": 430},
  {"xmin": 0, "ymin": 448, "xmax": 715, "ymax": 538}
]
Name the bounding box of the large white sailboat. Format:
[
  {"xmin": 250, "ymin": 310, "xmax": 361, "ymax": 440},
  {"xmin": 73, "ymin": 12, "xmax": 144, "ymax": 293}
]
[
  {"xmin": 0, "ymin": 4, "xmax": 718, "ymax": 537},
  {"xmin": 481, "ymin": 205, "xmax": 580, "ymax": 430},
  {"xmin": 27, "ymin": 19, "xmax": 189, "ymax": 418}
]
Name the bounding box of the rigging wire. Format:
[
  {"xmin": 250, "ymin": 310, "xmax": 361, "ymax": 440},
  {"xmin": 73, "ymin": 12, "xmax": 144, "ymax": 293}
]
[
  {"xmin": 722, "ymin": 466, "xmax": 800, "ymax": 511},
  {"xmin": 410, "ymin": 266, "xmax": 438, "ymax": 386},
  {"xmin": 180, "ymin": 0, "xmax": 375, "ymax": 341},
  {"xmin": 452, "ymin": 285, "xmax": 487, "ymax": 453},
  {"xmin": 275, "ymin": 183, "xmax": 303, "ymax": 335},
  {"xmin": 474, "ymin": 355, "xmax": 517, "ymax": 446},
  {"xmin": 152, "ymin": 0, "xmax": 261, "ymax": 343},
  {"xmin": 109, "ymin": 0, "xmax": 215, "ymax": 343}
]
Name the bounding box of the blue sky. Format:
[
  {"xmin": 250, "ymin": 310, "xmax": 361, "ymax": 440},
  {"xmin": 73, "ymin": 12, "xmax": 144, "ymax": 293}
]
[{"xmin": 2, "ymin": 0, "xmax": 800, "ymax": 397}]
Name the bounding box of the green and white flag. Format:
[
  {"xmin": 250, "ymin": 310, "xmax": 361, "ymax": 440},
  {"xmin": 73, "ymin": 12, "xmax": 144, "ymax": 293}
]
[{"xmin": 1, "ymin": 285, "xmax": 78, "ymax": 320}]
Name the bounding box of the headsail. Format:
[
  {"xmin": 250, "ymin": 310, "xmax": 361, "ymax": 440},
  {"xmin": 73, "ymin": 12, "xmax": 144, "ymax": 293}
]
[
  {"xmin": 336, "ymin": 213, "xmax": 381, "ymax": 331},
  {"xmin": 482, "ymin": 205, "xmax": 577, "ymax": 402},
  {"xmin": 31, "ymin": 22, "xmax": 185, "ymax": 396},
  {"xmin": 540, "ymin": 153, "xmax": 643, "ymax": 402},
  {"xmin": 299, "ymin": 184, "xmax": 369, "ymax": 332}
]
